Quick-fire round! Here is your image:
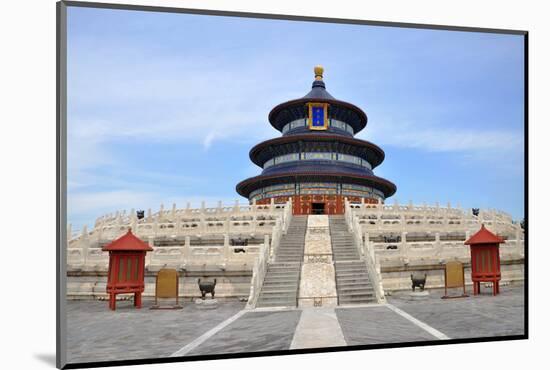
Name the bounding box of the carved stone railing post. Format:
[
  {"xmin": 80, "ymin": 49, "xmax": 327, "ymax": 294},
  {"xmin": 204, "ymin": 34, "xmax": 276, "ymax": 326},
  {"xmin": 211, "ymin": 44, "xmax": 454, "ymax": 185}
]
[
  {"xmin": 223, "ymin": 234, "xmax": 230, "ymax": 267},
  {"xmin": 79, "ymin": 225, "xmax": 89, "ymax": 267},
  {"xmin": 264, "ymin": 234, "xmax": 270, "ymax": 257},
  {"xmin": 182, "ymin": 235, "xmax": 191, "ymax": 268},
  {"xmin": 270, "ymin": 218, "xmax": 281, "ymax": 260},
  {"xmin": 159, "ymin": 203, "xmax": 164, "ymax": 221},
  {"xmin": 435, "ymin": 232, "xmax": 442, "ymax": 261},
  {"xmin": 252, "ymin": 211, "xmax": 257, "ymax": 234},
  {"xmin": 225, "ymin": 214, "xmax": 231, "ymax": 232},
  {"xmin": 199, "ymin": 208, "xmax": 206, "ymax": 234},
  {"xmin": 401, "ymin": 231, "xmax": 408, "ymax": 264},
  {"xmin": 146, "ymin": 236, "xmax": 154, "ymax": 268}
]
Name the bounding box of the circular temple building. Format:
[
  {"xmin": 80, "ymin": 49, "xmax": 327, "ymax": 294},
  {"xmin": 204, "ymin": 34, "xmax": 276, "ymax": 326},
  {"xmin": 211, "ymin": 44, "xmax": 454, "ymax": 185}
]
[{"xmin": 236, "ymin": 66, "xmax": 397, "ymax": 215}]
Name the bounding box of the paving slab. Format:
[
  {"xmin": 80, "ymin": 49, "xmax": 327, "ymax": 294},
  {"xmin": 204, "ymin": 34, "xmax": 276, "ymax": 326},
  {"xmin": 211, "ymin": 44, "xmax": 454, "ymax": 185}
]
[
  {"xmin": 290, "ymin": 308, "xmax": 346, "ymax": 349},
  {"xmin": 336, "ymin": 305, "xmax": 438, "ymax": 345},
  {"xmin": 187, "ymin": 310, "xmax": 302, "ymax": 356},
  {"xmin": 65, "ymin": 284, "xmax": 525, "ymax": 364},
  {"xmin": 387, "ymin": 284, "xmax": 525, "ymax": 339},
  {"xmin": 66, "ymin": 299, "xmax": 244, "ymax": 364}
]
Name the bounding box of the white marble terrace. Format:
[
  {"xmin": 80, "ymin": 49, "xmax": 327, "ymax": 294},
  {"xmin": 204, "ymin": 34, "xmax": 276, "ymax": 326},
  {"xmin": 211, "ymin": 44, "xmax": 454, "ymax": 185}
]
[
  {"xmin": 67, "ymin": 199, "xmax": 292, "ymax": 272},
  {"xmin": 344, "ymin": 199, "xmax": 524, "ymax": 292},
  {"xmin": 66, "ymin": 198, "xmax": 524, "ymax": 297}
]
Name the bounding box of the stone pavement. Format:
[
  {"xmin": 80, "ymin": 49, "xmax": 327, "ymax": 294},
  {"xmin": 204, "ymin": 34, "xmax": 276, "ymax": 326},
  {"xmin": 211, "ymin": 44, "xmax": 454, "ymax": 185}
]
[
  {"xmin": 336, "ymin": 305, "xmax": 439, "ymax": 345},
  {"xmin": 387, "ymin": 285, "xmax": 525, "ymax": 339},
  {"xmin": 66, "ymin": 284, "xmax": 525, "ymax": 365},
  {"xmin": 186, "ymin": 310, "xmax": 301, "ymax": 356},
  {"xmin": 290, "ymin": 308, "xmax": 346, "ymax": 349},
  {"xmin": 66, "ymin": 299, "xmax": 245, "ymax": 364}
]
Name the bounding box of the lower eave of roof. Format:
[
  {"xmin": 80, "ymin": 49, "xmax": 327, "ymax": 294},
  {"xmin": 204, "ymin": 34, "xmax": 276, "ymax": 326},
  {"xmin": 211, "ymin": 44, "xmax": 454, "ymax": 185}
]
[{"xmin": 236, "ymin": 172, "xmax": 397, "ymax": 198}]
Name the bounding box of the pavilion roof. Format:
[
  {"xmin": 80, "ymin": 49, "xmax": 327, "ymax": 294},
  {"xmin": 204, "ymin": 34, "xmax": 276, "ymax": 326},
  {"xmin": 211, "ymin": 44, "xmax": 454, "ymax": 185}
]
[
  {"xmin": 102, "ymin": 229, "xmax": 153, "ymax": 252},
  {"xmin": 464, "ymin": 224, "xmax": 505, "ymax": 245}
]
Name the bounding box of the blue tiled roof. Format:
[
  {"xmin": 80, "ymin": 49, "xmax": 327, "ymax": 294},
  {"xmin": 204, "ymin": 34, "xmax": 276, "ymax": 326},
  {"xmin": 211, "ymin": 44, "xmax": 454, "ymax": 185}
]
[{"xmin": 262, "ymin": 161, "xmax": 373, "ymax": 177}]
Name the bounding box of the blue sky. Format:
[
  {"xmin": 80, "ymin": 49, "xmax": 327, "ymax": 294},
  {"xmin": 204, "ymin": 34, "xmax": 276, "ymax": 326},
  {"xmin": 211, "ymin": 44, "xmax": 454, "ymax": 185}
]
[{"xmin": 67, "ymin": 6, "xmax": 525, "ymax": 230}]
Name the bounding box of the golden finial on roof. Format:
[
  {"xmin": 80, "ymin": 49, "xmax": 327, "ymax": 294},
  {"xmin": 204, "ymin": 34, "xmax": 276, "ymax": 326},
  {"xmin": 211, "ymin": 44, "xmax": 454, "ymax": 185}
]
[{"xmin": 314, "ymin": 65, "xmax": 324, "ymax": 81}]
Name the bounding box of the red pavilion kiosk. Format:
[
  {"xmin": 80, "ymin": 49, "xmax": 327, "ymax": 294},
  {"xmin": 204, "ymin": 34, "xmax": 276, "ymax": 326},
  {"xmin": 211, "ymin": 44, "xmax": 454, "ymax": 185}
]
[
  {"xmin": 464, "ymin": 224, "xmax": 505, "ymax": 296},
  {"xmin": 102, "ymin": 229, "xmax": 153, "ymax": 310}
]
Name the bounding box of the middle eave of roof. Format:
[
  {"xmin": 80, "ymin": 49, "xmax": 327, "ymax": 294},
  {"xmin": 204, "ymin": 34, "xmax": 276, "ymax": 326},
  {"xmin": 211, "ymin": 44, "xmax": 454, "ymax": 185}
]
[{"xmin": 249, "ymin": 134, "xmax": 386, "ymax": 168}]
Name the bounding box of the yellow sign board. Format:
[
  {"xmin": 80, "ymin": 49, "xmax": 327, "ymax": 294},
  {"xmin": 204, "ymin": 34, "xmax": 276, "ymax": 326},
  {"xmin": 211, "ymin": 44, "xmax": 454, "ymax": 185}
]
[
  {"xmin": 442, "ymin": 260, "xmax": 469, "ymax": 299},
  {"xmin": 445, "ymin": 261, "xmax": 464, "ymax": 288},
  {"xmin": 151, "ymin": 268, "xmax": 182, "ymax": 309}
]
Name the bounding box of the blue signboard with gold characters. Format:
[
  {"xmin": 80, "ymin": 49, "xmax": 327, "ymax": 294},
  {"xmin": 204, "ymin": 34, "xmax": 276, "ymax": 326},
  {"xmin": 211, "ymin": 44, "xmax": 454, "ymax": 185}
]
[{"xmin": 308, "ymin": 102, "xmax": 329, "ymax": 130}]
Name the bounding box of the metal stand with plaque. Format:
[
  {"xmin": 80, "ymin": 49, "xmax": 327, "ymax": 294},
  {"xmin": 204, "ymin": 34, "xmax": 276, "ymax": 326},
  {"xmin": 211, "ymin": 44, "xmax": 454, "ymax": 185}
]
[
  {"xmin": 441, "ymin": 261, "xmax": 469, "ymax": 299},
  {"xmin": 150, "ymin": 268, "xmax": 183, "ymax": 309}
]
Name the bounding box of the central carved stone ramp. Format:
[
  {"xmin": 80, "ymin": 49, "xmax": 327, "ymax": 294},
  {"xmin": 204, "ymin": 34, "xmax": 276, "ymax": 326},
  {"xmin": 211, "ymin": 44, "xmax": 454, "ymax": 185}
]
[
  {"xmin": 256, "ymin": 216, "xmax": 307, "ymax": 308},
  {"xmin": 329, "ymin": 215, "xmax": 377, "ymax": 305}
]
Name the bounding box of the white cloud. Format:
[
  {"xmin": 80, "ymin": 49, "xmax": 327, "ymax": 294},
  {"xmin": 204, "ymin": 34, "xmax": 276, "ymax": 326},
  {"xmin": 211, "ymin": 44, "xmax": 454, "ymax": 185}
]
[
  {"xmin": 364, "ymin": 119, "xmax": 523, "ymax": 154},
  {"xmin": 69, "ymin": 48, "xmax": 300, "ymax": 134}
]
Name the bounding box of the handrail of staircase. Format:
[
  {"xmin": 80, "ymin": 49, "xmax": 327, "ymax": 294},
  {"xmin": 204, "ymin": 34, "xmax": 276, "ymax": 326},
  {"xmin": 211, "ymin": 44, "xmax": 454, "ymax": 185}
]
[
  {"xmin": 246, "ymin": 198, "xmax": 293, "ymax": 309},
  {"xmin": 270, "ymin": 198, "xmax": 293, "ymax": 261},
  {"xmin": 344, "ymin": 199, "xmax": 386, "ymax": 303},
  {"xmin": 246, "ymin": 240, "xmax": 270, "ymax": 308}
]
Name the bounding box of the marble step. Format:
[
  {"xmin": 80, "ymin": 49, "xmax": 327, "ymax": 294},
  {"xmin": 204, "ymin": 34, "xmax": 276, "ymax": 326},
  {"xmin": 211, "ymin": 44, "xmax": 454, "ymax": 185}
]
[
  {"xmin": 335, "ymin": 272, "xmax": 368, "ymax": 277},
  {"xmin": 337, "ymin": 281, "xmax": 372, "ymax": 288},
  {"xmin": 335, "ymin": 266, "xmax": 366, "ymax": 270},
  {"xmin": 264, "ymin": 270, "xmax": 300, "ymax": 276},
  {"xmin": 338, "ymin": 292, "xmax": 375, "ymax": 300},
  {"xmin": 338, "ymin": 298, "xmax": 377, "ymax": 305},
  {"xmin": 335, "ymin": 261, "xmax": 366, "ymax": 266},
  {"xmin": 337, "ymin": 284, "xmax": 374, "ymax": 291},
  {"xmin": 276, "ymin": 252, "xmax": 304, "ymax": 257},
  {"xmin": 267, "ymin": 264, "xmax": 300, "ymax": 270},
  {"xmin": 333, "ymin": 255, "xmax": 361, "ymax": 260},
  {"xmin": 335, "ymin": 269, "xmax": 368, "ymax": 275},
  {"xmin": 336, "ymin": 265, "xmax": 368, "ymax": 271},
  {"xmin": 263, "ymin": 279, "xmax": 299, "ymax": 286},
  {"xmin": 257, "ymin": 293, "xmax": 297, "ymax": 300},
  {"xmin": 262, "ymin": 283, "xmax": 299, "ymax": 290},
  {"xmin": 276, "ymin": 258, "xmax": 304, "ymax": 262},
  {"xmin": 336, "ymin": 271, "xmax": 370, "ymax": 278},
  {"xmin": 336, "ymin": 276, "xmax": 369, "ymax": 282},
  {"xmin": 259, "ymin": 288, "xmax": 298, "ymax": 295},
  {"xmin": 256, "ymin": 300, "xmax": 296, "ymax": 308},
  {"xmin": 264, "ymin": 271, "xmax": 299, "ymax": 277}
]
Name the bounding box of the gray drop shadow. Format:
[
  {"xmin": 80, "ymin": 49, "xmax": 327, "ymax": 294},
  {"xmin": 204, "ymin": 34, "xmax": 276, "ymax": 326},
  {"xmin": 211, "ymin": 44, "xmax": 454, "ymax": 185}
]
[{"xmin": 34, "ymin": 353, "xmax": 56, "ymax": 367}]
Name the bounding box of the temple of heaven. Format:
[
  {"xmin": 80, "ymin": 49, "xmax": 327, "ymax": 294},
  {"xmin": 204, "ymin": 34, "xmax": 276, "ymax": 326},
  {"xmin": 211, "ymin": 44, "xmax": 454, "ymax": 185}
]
[{"xmin": 236, "ymin": 66, "xmax": 397, "ymax": 215}]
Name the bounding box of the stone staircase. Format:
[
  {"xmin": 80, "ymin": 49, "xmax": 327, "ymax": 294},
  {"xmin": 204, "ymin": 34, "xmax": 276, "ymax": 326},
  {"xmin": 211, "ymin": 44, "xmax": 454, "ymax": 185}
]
[
  {"xmin": 276, "ymin": 216, "xmax": 307, "ymax": 263},
  {"xmin": 255, "ymin": 262, "xmax": 301, "ymax": 307},
  {"xmin": 329, "ymin": 216, "xmax": 377, "ymax": 305},
  {"xmin": 256, "ymin": 216, "xmax": 307, "ymax": 308},
  {"xmin": 329, "ymin": 216, "xmax": 360, "ymax": 261}
]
